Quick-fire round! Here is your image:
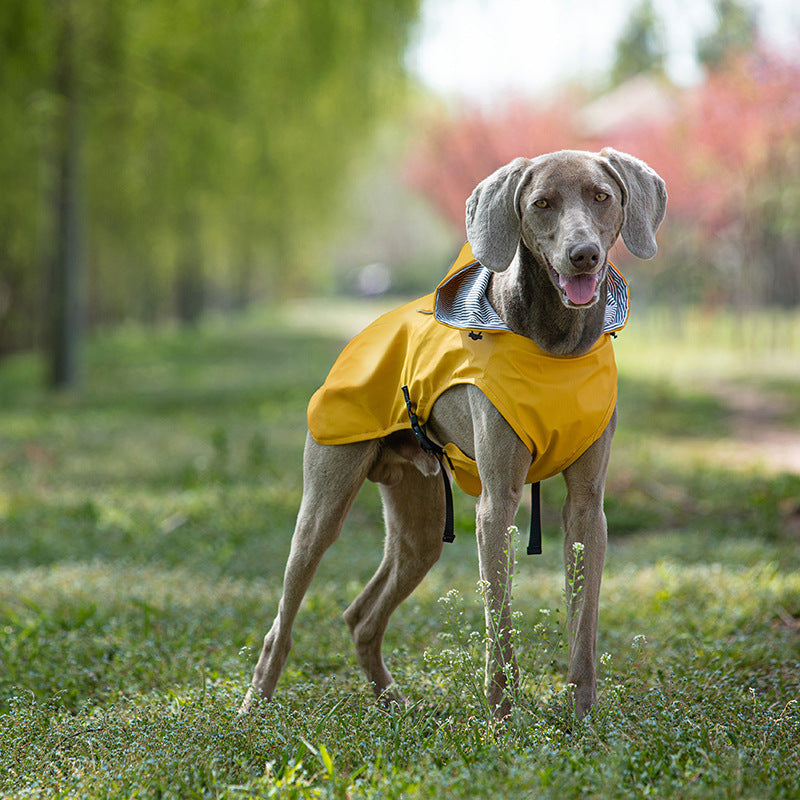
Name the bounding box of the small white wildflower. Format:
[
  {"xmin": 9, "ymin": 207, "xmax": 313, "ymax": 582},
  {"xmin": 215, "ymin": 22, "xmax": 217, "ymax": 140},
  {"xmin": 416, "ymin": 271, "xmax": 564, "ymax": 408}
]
[
  {"xmin": 572, "ymin": 541, "xmax": 585, "ymax": 555},
  {"xmin": 438, "ymin": 588, "xmax": 460, "ymax": 605},
  {"xmin": 600, "ymin": 652, "xmax": 612, "ymax": 666},
  {"xmin": 538, "ymin": 608, "xmax": 551, "ymax": 616},
  {"xmin": 632, "ymin": 634, "xmax": 647, "ymax": 648}
]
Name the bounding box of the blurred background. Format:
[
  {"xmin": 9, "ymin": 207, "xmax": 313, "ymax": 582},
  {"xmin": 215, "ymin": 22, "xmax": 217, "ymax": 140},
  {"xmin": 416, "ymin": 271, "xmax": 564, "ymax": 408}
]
[{"xmin": 0, "ymin": 0, "xmax": 798, "ymax": 387}]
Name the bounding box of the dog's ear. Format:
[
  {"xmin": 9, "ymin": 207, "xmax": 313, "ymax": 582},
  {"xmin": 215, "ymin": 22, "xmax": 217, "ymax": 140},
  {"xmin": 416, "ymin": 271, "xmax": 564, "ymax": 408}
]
[
  {"xmin": 465, "ymin": 157, "xmax": 533, "ymax": 271},
  {"xmin": 600, "ymin": 148, "xmax": 667, "ymax": 260}
]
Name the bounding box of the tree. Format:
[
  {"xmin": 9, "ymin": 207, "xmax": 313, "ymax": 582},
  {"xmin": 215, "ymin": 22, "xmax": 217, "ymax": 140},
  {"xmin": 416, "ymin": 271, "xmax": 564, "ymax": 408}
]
[
  {"xmin": 697, "ymin": 0, "xmax": 758, "ymax": 69},
  {"xmin": 0, "ymin": 0, "xmax": 55, "ymax": 357},
  {"xmin": 404, "ymin": 48, "xmax": 800, "ymax": 309},
  {"xmin": 682, "ymin": 51, "xmax": 800, "ymax": 306},
  {"xmin": 609, "ymin": 0, "xmax": 666, "ymax": 87},
  {"xmin": 404, "ymin": 96, "xmax": 587, "ymax": 229},
  {"xmin": 50, "ymin": 0, "xmax": 84, "ymax": 387},
  {"xmin": 0, "ymin": 0, "xmax": 422, "ymax": 380}
]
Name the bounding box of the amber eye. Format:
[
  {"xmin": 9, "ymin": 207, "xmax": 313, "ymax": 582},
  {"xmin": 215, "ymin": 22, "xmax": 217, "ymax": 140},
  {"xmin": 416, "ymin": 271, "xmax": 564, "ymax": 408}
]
[
  {"xmin": 534, "ymin": 199, "xmax": 549, "ymax": 209},
  {"xmin": 595, "ymin": 192, "xmax": 609, "ymax": 202}
]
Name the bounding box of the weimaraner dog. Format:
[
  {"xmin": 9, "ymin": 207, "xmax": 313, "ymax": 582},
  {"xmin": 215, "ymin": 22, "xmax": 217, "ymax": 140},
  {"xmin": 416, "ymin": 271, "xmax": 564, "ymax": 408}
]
[{"xmin": 242, "ymin": 148, "xmax": 666, "ymax": 721}]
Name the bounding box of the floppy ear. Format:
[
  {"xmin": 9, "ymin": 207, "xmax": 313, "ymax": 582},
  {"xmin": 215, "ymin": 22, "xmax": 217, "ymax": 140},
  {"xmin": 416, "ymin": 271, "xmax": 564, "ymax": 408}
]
[
  {"xmin": 600, "ymin": 147, "xmax": 667, "ymax": 260},
  {"xmin": 465, "ymin": 157, "xmax": 533, "ymax": 271}
]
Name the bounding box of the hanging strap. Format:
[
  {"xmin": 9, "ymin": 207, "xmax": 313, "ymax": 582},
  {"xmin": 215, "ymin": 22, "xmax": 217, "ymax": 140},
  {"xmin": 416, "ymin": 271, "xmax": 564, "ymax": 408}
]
[
  {"xmin": 402, "ymin": 386, "xmax": 455, "ymax": 543},
  {"xmin": 528, "ymin": 482, "xmax": 542, "ymax": 555}
]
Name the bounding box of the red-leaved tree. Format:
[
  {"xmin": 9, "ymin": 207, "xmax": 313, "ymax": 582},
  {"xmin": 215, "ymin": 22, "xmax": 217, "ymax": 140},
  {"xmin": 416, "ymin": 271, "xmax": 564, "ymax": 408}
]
[
  {"xmin": 405, "ymin": 48, "xmax": 800, "ymax": 306},
  {"xmin": 404, "ymin": 95, "xmax": 588, "ymax": 228}
]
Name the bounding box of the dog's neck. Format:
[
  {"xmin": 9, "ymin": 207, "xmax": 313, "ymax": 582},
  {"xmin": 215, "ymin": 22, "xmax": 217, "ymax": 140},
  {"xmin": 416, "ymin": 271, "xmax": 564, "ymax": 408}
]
[{"xmin": 486, "ymin": 243, "xmax": 608, "ymax": 357}]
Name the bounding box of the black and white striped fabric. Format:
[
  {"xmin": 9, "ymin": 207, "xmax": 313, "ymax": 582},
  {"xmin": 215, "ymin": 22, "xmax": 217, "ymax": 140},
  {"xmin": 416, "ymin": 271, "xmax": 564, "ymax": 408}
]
[
  {"xmin": 435, "ymin": 261, "xmax": 629, "ymax": 335},
  {"xmin": 603, "ymin": 264, "xmax": 629, "ymax": 333}
]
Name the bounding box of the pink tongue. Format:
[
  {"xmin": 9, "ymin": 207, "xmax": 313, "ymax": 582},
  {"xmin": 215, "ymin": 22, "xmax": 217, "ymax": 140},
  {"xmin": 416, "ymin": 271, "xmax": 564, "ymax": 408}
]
[{"xmin": 560, "ymin": 273, "xmax": 599, "ymax": 305}]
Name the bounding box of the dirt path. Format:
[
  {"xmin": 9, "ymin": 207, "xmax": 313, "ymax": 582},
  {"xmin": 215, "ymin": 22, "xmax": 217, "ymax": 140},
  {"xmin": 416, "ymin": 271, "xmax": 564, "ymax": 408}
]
[{"xmin": 712, "ymin": 382, "xmax": 800, "ymax": 475}]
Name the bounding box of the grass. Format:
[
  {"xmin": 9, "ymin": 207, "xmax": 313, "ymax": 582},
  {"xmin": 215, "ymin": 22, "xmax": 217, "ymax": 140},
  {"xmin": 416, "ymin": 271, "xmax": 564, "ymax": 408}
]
[{"xmin": 1, "ymin": 302, "xmax": 799, "ymax": 798}]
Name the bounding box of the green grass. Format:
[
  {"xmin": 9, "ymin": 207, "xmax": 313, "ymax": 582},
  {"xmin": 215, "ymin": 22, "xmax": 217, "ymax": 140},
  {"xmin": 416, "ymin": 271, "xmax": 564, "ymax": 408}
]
[{"xmin": 1, "ymin": 303, "xmax": 800, "ymax": 798}]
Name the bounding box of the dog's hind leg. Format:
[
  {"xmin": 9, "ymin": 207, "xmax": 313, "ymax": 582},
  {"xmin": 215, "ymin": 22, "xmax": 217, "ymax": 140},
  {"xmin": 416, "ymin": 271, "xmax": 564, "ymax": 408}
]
[
  {"xmin": 343, "ymin": 460, "xmax": 445, "ymax": 704},
  {"xmin": 241, "ymin": 434, "xmax": 377, "ymax": 712}
]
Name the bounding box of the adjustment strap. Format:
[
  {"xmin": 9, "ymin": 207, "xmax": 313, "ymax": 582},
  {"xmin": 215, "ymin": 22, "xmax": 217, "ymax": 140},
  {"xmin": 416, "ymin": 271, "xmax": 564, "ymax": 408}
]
[{"xmin": 402, "ymin": 386, "xmax": 455, "ymax": 543}]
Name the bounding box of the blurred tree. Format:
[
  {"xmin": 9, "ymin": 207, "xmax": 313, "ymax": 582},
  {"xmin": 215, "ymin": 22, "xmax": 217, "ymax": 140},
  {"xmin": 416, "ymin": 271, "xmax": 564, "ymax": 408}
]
[
  {"xmin": 404, "ymin": 96, "xmax": 586, "ymax": 229},
  {"xmin": 697, "ymin": 0, "xmax": 758, "ymax": 69},
  {"xmin": 0, "ymin": 0, "xmax": 55, "ymax": 358},
  {"xmin": 684, "ymin": 51, "xmax": 800, "ymax": 306},
  {"xmin": 609, "ymin": 0, "xmax": 667, "ymax": 87},
  {"xmin": 404, "ymin": 48, "xmax": 800, "ymax": 309},
  {"xmin": 0, "ymin": 0, "xmax": 421, "ymax": 382},
  {"xmin": 603, "ymin": 49, "xmax": 800, "ymax": 307},
  {"xmin": 50, "ymin": 0, "xmax": 84, "ymax": 387}
]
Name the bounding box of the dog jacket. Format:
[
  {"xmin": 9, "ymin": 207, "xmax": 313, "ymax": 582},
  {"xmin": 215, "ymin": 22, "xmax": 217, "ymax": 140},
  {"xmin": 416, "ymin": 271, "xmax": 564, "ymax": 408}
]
[{"xmin": 307, "ymin": 243, "xmax": 627, "ymax": 497}]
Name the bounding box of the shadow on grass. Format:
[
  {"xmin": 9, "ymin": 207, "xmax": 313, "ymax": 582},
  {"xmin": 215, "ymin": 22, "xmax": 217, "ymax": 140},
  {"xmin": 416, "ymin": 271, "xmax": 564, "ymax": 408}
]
[
  {"xmin": 617, "ymin": 374, "xmax": 731, "ymax": 439},
  {"xmin": 0, "ymin": 325, "xmax": 346, "ymax": 416}
]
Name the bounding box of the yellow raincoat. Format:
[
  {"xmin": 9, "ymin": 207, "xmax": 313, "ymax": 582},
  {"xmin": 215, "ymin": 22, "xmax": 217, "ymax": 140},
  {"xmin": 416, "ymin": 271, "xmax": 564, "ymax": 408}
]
[{"xmin": 308, "ymin": 243, "xmax": 624, "ymax": 496}]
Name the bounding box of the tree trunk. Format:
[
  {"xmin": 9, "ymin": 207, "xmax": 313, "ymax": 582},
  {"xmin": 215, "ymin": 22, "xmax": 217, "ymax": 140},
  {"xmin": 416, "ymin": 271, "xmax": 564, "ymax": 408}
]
[
  {"xmin": 50, "ymin": 3, "xmax": 84, "ymax": 389},
  {"xmin": 175, "ymin": 217, "xmax": 205, "ymax": 326}
]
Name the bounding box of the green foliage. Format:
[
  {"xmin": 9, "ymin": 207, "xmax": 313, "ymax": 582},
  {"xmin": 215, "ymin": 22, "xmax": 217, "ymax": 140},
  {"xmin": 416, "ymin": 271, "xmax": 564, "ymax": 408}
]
[
  {"xmin": 609, "ymin": 0, "xmax": 666, "ymax": 86},
  {"xmin": 0, "ymin": 0, "xmax": 422, "ymax": 355},
  {"xmin": 1, "ymin": 304, "xmax": 800, "ymax": 797},
  {"xmin": 697, "ymin": 0, "xmax": 758, "ymax": 68}
]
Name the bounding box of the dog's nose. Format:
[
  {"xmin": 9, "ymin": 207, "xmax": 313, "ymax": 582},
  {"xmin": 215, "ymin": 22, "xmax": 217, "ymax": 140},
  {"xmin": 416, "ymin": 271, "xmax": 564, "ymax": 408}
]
[{"xmin": 568, "ymin": 243, "xmax": 601, "ymax": 271}]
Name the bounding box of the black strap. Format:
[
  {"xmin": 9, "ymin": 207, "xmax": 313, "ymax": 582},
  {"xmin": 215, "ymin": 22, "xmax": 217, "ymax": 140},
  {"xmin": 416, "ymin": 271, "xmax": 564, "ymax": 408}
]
[
  {"xmin": 402, "ymin": 386, "xmax": 455, "ymax": 543},
  {"xmin": 401, "ymin": 386, "xmax": 542, "ymax": 554},
  {"xmin": 527, "ymin": 482, "xmax": 542, "ymax": 555},
  {"xmin": 439, "ymin": 465, "xmax": 455, "ymax": 543}
]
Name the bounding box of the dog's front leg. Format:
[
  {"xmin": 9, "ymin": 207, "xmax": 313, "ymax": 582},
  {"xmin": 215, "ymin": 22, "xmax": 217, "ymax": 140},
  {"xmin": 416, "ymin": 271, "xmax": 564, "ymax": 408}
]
[
  {"xmin": 475, "ymin": 487, "xmax": 522, "ymax": 718},
  {"xmin": 472, "ymin": 419, "xmax": 533, "ymax": 719},
  {"xmin": 561, "ymin": 410, "xmax": 616, "ymax": 722}
]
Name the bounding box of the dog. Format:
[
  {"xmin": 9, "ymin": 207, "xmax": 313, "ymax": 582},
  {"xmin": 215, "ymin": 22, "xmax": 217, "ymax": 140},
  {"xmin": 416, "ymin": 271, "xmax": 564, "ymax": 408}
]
[{"xmin": 241, "ymin": 148, "xmax": 667, "ymax": 722}]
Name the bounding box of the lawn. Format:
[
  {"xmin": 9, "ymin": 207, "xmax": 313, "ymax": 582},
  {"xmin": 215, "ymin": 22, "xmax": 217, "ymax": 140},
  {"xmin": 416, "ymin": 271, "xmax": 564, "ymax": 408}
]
[{"xmin": 1, "ymin": 303, "xmax": 799, "ymax": 798}]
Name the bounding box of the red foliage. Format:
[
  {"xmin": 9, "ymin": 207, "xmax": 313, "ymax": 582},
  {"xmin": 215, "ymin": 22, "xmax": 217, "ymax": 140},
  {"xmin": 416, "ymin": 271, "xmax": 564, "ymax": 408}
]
[
  {"xmin": 404, "ymin": 96, "xmax": 587, "ymax": 228},
  {"xmin": 406, "ymin": 48, "xmax": 800, "ymax": 241}
]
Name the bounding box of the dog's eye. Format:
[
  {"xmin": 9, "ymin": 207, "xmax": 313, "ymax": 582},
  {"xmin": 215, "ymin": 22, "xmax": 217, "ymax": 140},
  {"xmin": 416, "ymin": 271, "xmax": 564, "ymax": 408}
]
[
  {"xmin": 534, "ymin": 199, "xmax": 549, "ymax": 209},
  {"xmin": 595, "ymin": 192, "xmax": 609, "ymax": 202}
]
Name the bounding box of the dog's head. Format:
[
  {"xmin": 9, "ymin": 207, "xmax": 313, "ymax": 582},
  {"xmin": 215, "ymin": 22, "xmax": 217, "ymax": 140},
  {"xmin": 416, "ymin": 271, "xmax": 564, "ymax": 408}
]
[{"xmin": 465, "ymin": 148, "xmax": 667, "ymax": 308}]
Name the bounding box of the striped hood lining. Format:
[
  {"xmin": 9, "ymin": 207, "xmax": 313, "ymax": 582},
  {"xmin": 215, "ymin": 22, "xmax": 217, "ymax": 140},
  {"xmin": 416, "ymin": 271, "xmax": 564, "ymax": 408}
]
[{"xmin": 434, "ymin": 261, "xmax": 629, "ymax": 335}]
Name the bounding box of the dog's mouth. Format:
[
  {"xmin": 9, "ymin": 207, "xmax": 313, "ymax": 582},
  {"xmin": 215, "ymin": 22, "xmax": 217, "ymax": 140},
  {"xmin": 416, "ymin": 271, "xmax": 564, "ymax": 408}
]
[{"xmin": 548, "ymin": 262, "xmax": 608, "ymax": 308}]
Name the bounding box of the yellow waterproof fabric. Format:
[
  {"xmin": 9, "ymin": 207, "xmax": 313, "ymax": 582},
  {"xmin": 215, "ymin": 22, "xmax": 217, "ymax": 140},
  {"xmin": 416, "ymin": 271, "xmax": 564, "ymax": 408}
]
[{"xmin": 307, "ymin": 243, "xmax": 619, "ymax": 496}]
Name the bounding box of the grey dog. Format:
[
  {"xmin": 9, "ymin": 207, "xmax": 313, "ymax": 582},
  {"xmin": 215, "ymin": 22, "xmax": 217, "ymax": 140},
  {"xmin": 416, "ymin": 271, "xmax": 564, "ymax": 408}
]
[{"xmin": 241, "ymin": 148, "xmax": 667, "ymax": 722}]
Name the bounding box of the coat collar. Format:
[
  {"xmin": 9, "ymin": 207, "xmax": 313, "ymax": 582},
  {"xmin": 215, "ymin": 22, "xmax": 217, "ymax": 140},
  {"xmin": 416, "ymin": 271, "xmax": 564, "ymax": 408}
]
[{"xmin": 434, "ymin": 251, "xmax": 629, "ymax": 336}]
